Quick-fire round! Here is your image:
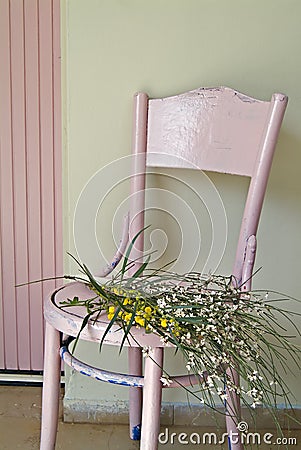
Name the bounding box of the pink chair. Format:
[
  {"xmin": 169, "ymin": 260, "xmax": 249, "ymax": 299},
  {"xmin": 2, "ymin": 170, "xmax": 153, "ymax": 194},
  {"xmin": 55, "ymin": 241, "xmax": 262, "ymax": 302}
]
[{"xmin": 40, "ymin": 86, "xmax": 287, "ymax": 450}]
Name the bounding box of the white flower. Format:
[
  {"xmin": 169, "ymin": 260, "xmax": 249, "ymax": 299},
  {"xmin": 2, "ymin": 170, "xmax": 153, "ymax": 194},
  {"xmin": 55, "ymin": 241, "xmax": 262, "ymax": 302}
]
[
  {"xmin": 251, "ymin": 400, "xmax": 261, "ymax": 409},
  {"xmin": 160, "ymin": 336, "xmax": 169, "ymax": 345},
  {"xmin": 160, "ymin": 376, "xmax": 172, "ymax": 387},
  {"xmin": 157, "ymin": 298, "xmax": 167, "ymax": 308},
  {"xmin": 205, "ymin": 376, "xmax": 214, "ymax": 388},
  {"xmin": 142, "ymin": 346, "xmax": 152, "ymax": 357}
]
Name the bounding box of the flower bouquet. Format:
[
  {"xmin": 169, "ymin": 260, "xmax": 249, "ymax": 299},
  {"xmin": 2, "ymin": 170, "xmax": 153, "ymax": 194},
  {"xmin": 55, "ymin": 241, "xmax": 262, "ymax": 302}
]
[{"xmin": 60, "ymin": 230, "xmax": 301, "ymax": 431}]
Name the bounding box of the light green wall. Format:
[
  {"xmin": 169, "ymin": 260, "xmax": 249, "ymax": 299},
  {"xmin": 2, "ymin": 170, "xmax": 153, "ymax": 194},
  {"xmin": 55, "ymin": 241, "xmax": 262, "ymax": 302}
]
[{"xmin": 62, "ymin": 0, "xmax": 301, "ymax": 412}]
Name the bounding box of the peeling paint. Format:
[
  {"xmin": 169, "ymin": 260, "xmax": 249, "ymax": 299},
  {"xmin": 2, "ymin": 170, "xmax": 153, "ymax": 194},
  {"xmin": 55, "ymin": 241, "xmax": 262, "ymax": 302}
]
[
  {"xmin": 234, "ymin": 91, "xmax": 258, "ymax": 103},
  {"xmin": 61, "ymin": 345, "xmax": 144, "ymax": 387}
]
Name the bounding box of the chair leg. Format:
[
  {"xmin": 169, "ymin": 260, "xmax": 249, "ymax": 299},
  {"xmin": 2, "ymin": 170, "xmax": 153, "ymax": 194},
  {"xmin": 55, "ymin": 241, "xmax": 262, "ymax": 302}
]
[
  {"xmin": 40, "ymin": 322, "xmax": 61, "ymax": 450},
  {"xmin": 140, "ymin": 347, "xmax": 163, "ymax": 450},
  {"xmin": 225, "ymin": 367, "xmax": 243, "ymax": 450},
  {"xmin": 128, "ymin": 347, "xmax": 143, "ymax": 439}
]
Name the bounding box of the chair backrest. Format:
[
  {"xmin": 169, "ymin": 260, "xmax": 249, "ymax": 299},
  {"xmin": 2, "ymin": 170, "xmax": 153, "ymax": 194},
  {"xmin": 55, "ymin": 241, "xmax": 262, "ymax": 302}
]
[{"xmin": 129, "ymin": 87, "xmax": 288, "ymax": 284}]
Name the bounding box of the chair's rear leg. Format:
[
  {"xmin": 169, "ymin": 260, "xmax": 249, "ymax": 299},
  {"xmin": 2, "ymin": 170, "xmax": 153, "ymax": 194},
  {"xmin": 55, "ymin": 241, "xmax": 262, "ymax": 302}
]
[
  {"xmin": 226, "ymin": 236, "xmax": 257, "ymax": 449},
  {"xmin": 225, "ymin": 367, "xmax": 243, "ymax": 450},
  {"xmin": 140, "ymin": 347, "xmax": 163, "ymax": 450},
  {"xmin": 128, "ymin": 347, "xmax": 143, "ymax": 440},
  {"xmin": 40, "ymin": 322, "xmax": 61, "ymax": 450}
]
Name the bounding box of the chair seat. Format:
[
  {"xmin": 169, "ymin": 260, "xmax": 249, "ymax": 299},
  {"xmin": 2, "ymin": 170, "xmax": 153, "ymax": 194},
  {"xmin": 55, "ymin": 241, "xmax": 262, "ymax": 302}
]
[{"xmin": 44, "ymin": 281, "xmax": 168, "ymax": 348}]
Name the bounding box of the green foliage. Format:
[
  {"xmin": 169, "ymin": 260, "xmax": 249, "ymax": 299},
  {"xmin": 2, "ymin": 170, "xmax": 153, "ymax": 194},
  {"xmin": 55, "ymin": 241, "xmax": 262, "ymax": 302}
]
[{"xmin": 60, "ymin": 233, "xmax": 301, "ymax": 430}]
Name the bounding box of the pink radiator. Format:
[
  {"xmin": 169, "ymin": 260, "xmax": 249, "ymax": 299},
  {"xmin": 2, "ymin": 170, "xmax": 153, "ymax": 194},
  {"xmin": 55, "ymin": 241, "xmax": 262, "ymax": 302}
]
[{"xmin": 0, "ymin": 0, "xmax": 62, "ymax": 371}]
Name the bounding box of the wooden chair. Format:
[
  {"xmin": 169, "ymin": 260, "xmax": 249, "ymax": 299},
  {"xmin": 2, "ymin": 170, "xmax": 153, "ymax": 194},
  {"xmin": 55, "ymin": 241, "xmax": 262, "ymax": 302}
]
[{"xmin": 40, "ymin": 86, "xmax": 287, "ymax": 450}]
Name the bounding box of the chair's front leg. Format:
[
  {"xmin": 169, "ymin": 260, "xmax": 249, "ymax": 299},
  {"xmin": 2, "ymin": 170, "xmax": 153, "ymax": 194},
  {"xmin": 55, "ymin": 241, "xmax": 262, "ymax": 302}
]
[
  {"xmin": 225, "ymin": 367, "xmax": 243, "ymax": 450},
  {"xmin": 40, "ymin": 322, "xmax": 61, "ymax": 450},
  {"xmin": 128, "ymin": 347, "xmax": 143, "ymax": 439},
  {"xmin": 140, "ymin": 347, "xmax": 163, "ymax": 450}
]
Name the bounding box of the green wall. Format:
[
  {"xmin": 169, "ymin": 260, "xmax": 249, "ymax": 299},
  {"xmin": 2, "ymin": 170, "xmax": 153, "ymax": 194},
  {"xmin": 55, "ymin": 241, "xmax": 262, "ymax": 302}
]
[{"xmin": 62, "ymin": 0, "xmax": 301, "ymax": 415}]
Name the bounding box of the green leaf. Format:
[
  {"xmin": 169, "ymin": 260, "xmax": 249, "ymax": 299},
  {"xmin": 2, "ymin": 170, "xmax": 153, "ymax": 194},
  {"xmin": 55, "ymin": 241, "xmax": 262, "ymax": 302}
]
[
  {"xmin": 131, "ymin": 255, "xmax": 151, "ymax": 279},
  {"xmin": 71, "ymin": 311, "xmax": 95, "ymax": 355},
  {"xmin": 99, "ymin": 306, "xmax": 122, "ymax": 352},
  {"xmin": 120, "ymin": 225, "xmax": 150, "ymax": 280},
  {"xmin": 119, "ymin": 301, "xmax": 139, "ymax": 354}
]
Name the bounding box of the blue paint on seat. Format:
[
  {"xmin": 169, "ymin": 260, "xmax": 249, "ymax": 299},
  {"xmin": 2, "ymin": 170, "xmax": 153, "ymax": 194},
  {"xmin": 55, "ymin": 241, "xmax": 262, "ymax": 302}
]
[
  {"xmin": 131, "ymin": 424, "xmax": 141, "ymax": 440},
  {"xmin": 108, "ymin": 379, "xmax": 130, "ymax": 386},
  {"xmin": 80, "ymin": 370, "xmax": 90, "ymax": 376}
]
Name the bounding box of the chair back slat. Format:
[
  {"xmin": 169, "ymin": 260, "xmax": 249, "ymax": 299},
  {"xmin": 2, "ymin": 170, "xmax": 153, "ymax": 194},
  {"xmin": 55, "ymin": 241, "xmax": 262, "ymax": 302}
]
[{"xmin": 147, "ymin": 87, "xmax": 271, "ymax": 176}]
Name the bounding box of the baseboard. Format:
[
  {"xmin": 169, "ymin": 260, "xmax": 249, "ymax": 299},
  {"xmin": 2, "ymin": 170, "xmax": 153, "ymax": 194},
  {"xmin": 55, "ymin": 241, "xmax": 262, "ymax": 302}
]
[
  {"xmin": 0, "ymin": 371, "xmax": 65, "ymax": 386},
  {"xmin": 63, "ymin": 398, "xmax": 301, "ymax": 429}
]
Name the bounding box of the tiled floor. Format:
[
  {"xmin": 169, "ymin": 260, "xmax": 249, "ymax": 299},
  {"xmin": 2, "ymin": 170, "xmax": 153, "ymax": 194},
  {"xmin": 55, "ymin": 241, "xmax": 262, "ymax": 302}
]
[{"xmin": 0, "ymin": 386, "xmax": 300, "ymax": 450}]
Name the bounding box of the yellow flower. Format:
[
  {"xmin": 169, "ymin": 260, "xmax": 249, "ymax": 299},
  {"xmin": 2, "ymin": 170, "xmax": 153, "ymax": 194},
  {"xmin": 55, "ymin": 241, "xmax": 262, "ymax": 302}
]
[
  {"xmin": 123, "ymin": 297, "xmax": 130, "ymax": 305},
  {"xmin": 135, "ymin": 316, "xmax": 145, "ymax": 327},
  {"xmin": 124, "ymin": 313, "xmax": 133, "ymax": 323},
  {"xmin": 107, "ymin": 306, "xmax": 116, "ymax": 321},
  {"xmin": 113, "ymin": 287, "xmax": 124, "ymax": 296},
  {"xmin": 144, "ymin": 306, "xmax": 152, "ymax": 315},
  {"xmin": 160, "ymin": 318, "xmax": 168, "ymax": 328}
]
